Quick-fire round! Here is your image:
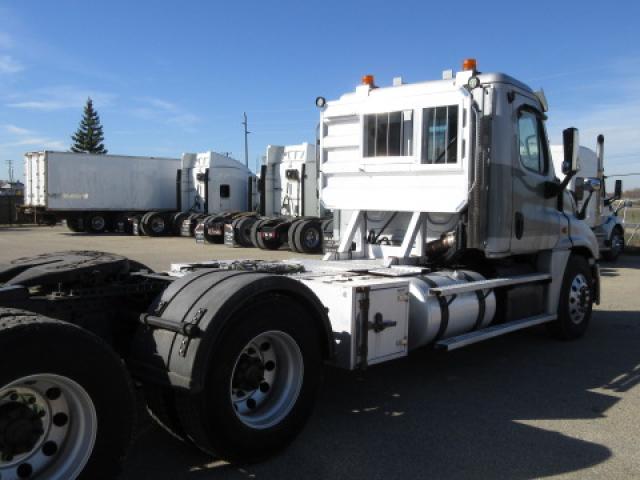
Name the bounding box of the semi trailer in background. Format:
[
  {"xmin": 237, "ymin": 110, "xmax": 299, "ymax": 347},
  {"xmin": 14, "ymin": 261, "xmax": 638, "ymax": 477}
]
[
  {"xmin": 21, "ymin": 151, "xmax": 180, "ymax": 232},
  {"xmin": 551, "ymin": 137, "xmax": 625, "ymax": 261},
  {"xmin": 0, "ymin": 60, "xmax": 602, "ymax": 479}
]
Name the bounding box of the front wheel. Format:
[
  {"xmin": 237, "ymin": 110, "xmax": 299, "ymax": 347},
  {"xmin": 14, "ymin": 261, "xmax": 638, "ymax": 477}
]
[
  {"xmin": 175, "ymin": 296, "xmax": 323, "ymax": 462},
  {"xmin": 547, "ymin": 255, "xmax": 594, "ymax": 340},
  {"xmin": 601, "ymin": 229, "xmax": 624, "ymax": 262},
  {"xmin": 0, "ymin": 310, "xmax": 135, "ymax": 480}
]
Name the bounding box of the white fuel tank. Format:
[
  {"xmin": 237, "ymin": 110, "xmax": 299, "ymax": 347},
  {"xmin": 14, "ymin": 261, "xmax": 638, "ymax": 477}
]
[{"xmin": 408, "ymin": 270, "xmax": 496, "ymax": 350}]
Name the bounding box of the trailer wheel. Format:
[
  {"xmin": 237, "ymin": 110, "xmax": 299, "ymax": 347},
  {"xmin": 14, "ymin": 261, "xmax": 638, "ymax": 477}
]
[
  {"xmin": 262, "ymin": 236, "xmax": 282, "ymax": 250},
  {"xmin": 65, "ymin": 217, "xmax": 84, "ymax": 233},
  {"xmin": 175, "ymin": 296, "xmax": 323, "ymax": 462},
  {"xmin": 171, "ymin": 212, "xmax": 189, "ymax": 235},
  {"xmin": 234, "ymin": 217, "xmax": 258, "ymax": 247},
  {"xmin": 547, "ymin": 255, "xmax": 594, "ymax": 340},
  {"xmin": 296, "ymin": 220, "xmax": 323, "ymax": 254},
  {"xmin": 601, "ymin": 228, "xmax": 624, "ymax": 262},
  {"xmin": 84, "ymin": 213, "xmax": 109, "ymax": 234},
  {"xmin": 0, "ymin": 309, "xmax": 134, "ymax": 480}
]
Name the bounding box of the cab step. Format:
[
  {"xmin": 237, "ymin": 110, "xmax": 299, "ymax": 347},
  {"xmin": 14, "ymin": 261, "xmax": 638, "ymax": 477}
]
[
  {"xmin": 435, "ymin": 313, "xmax": 557, "ymax": 351},
  {"xmin": 428, "ymin": 273, "xmax": 551, "ymax": 297}
]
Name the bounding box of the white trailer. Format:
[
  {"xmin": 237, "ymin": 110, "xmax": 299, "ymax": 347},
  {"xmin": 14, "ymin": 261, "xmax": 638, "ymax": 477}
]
[
  {"xmin": 0, "ymin": 60, "xmax": 602, "ymax": 478},
  {"xmin": 22, "ymin": 151, "xmax": 180, "ymax": 231},
  {"xmin": 550, "ymin": 138, "xmax": 625, "ymax": 260}
]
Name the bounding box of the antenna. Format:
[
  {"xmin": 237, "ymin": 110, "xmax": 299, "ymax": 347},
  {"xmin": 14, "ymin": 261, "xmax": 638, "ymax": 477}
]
[{"xmin": 242, "ymin": 112, "xmax": 251, "ymax": 168}]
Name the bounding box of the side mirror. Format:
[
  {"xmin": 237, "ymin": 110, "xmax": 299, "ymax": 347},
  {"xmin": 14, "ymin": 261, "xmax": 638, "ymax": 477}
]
[
  {"xmin": 584, "ymin": 178, "xmax": 601, "ymax": 192},
  {"xmin": 614, "ymin": 179, "xmax": 622, "ymax": 199},
  {"xmin": 563, "ymin": 127, "xmax": 579, "ymax": 174},
  {"xmin": 574, "ymin": 177, "xmax": 585, "ymax": 201}
]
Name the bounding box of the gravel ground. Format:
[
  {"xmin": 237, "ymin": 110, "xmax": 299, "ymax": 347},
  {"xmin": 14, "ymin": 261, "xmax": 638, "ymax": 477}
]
[{"xmin": 1, "ymin": 225, "xmax": 638, "ymax": 480}]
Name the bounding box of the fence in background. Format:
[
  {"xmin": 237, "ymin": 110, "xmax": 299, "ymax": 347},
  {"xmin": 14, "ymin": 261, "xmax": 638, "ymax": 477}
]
[{"xmin": 620, "ymin": 201, "xmax": 640, "ymax": 247}]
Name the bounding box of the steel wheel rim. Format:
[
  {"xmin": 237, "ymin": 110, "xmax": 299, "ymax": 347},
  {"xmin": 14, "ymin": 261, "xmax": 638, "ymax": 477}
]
[
  {"xmin": 0, "ymin": 374, "xmax": 97, "ymax": 480},
  {"xmin": 230, "ymin": 331, "xmax": 303, "ymax": 429},
  {"xmin": 303, "ymin": 227, "xmax": 320, "ymax": 249},
  {"xmin": 150, "ymin": 217, "xmax": 165, "ymax": 234},
  {"xmin": 568, "ymin": 273, "xmax": 591, "ymax": 325},
  {"xmin": 90, "ymin": 216, "xmax": 105, "ymax": 231}
]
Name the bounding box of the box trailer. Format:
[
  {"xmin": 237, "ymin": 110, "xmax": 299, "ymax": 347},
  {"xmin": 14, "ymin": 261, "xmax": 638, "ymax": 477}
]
[
  {"xmin": 0, "ymin": 59, "xmax": 601, "ymax": 479},
  {"xmin": 22, "ymin": 151, "xmax": 180, "ymax": 232}
]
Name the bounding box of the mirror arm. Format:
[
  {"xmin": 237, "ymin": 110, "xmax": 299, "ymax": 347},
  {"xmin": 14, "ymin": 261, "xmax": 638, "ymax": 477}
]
[{"xmin": 577, "ymin": 190, "xmax": 593, "ymax": 220}]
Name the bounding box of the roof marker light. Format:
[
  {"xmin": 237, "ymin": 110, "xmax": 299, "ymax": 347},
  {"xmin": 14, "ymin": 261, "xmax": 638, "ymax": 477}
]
[
  {"xmin": 362, "ymin": 75, "xmax": 375, "ymax": 86},
  {"xmin": 462, "ymin": 58, "xmax": 477, "ymax": 72}
]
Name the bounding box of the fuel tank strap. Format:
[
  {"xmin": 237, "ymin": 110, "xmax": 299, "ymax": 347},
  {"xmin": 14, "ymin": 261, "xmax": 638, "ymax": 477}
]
[{"xmin": 422, "ymin": 276, "xmax": 450, "ymax": 341}]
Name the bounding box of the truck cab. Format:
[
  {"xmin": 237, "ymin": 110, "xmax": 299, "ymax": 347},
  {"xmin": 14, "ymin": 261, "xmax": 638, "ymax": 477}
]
[{"xmin": 318, "ymin": 60, "xmax": 598, "ymax": 263}]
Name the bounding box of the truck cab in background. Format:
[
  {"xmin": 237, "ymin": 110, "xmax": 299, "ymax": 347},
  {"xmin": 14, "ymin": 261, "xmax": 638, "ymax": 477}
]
[{"xmin": 551, "ymin": 138, "xmax": 626, "ymax": 261}]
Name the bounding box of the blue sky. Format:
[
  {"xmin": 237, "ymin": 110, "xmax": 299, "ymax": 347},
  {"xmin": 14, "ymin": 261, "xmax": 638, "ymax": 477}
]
[{"xmin": 1, "ymin": 0, "xmax": 639, "ymax": 188}]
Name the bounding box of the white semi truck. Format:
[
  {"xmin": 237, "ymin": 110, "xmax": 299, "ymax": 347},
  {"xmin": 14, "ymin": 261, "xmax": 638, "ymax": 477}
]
[
  {"xmin": 246, "ymin": 143, "xmax": 332, "ymax": 253},
  {"xmin": 0, "ymin": 60, "xmax": 600, "ymax": 479},
  {"xmin": 21, "ymin": 151, "xmax": 181, "ymax": 232},
  {"xmin": 550, "ymin": 138, "xmax": 625, "ymax": 261}
]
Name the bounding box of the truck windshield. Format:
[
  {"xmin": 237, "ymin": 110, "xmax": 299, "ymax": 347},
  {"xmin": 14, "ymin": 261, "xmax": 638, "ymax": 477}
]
[{"xmin": 422, "ymin": 105, "xmax": 458, "ymax": 164}]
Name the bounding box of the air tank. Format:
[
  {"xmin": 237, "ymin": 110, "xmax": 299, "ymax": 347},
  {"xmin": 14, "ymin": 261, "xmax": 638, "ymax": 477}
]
[{"xmin": 407, "ymin": 270, "xmax": 496, "ymax": 350}]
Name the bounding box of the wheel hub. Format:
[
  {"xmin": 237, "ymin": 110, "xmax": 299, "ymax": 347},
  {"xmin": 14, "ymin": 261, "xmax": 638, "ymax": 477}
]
[
  {"xmin": 0, "ymin": 401, "xmax": 44, "ymax": 460},
  {"xmin": 230, "ymin": 331, "xmax": 304, "ymax": 429},
  {"xmin": 568, "ymin": 273, "xmax": 591, "ymax": 324},
  {"xmin": 233, "ymin": 355, "xmax": 265, "ymax": 392}
]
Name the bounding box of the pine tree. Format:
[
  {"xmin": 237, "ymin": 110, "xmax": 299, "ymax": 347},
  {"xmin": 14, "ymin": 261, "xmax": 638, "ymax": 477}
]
[{"xmin": 71, "ymin": 98, "xmax": 108, "ymax": 154}]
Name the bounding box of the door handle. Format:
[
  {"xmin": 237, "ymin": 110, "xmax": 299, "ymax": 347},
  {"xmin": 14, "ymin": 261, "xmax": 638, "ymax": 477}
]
[{"xmin": 515, "ymin": 212, "xmax": 524, "ymax": 239}]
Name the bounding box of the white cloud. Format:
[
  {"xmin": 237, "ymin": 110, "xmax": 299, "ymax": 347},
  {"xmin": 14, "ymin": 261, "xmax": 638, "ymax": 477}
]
[
  {"xmin": 0, "ymin": 54, "xmax": 23, "ymax": 74},
  {"xmin": 3, "ymin": 124, "xmax": 33, "ymax": 135},
  {"xmin": 130, "ymin": 97, "xmax": 200, "ymax": 131},
  {"xmin": 7, "ymin": 86, "xmax": 116, "ymax": 111},
  {"xmin": 0, "ymin": 123, "xmax": 66, "ymax": 151}
]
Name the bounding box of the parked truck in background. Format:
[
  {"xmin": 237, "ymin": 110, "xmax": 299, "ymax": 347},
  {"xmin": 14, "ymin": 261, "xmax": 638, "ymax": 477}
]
[
  {"xmin": 21, "ymin": 151, "xmax": 180, "ymax": 232},
  {"xmin": 550, "ymin": 137, "xmax": 625, "ymax": 261},
  {"xmin": 245, "ymin": 143, "xmax": 332, "ymax": 253},
  {"xmin": 0, "ymin": 60, "xmax": 601, "ymax": 479}
]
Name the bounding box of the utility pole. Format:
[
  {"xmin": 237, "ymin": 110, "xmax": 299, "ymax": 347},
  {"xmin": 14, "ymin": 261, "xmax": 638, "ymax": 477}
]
[
  {"xmin": 5, "ymin": 160, "xmax": 14, "ymax": 183},
  {"xmin": 242, "ymin": 112, "xmax": 250, "ymax": 168}
]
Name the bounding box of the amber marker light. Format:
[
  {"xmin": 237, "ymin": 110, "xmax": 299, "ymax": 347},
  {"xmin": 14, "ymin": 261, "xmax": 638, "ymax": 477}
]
[{"xmin": 462, "ymin": 58, "xmax": 477, "ymax": 71}]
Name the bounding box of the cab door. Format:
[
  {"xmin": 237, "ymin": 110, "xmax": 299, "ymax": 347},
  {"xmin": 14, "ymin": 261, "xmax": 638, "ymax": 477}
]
[{"xmin": 510, "ymin": 100, "xmax": 560, "ymax": 253}]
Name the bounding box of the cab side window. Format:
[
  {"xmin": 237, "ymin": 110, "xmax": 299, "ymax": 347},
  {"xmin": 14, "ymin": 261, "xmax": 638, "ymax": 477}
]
[{"xmin": 517, "ymin": 110, "xmax": 548, "ymax": 174}]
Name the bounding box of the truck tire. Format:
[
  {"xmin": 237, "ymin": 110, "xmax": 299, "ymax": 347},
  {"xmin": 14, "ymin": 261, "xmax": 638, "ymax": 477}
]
[
  {"xmin": 0, "ymin": 309, "xmax": 135, "ymax": 480},
  {"xmin": 84, "ymin": 213, "xmax": 109, "ymax": 234},
  {"xmin": 171, "ymin": 212, "xmax": 189, "ymax": 235},
  {"xmin": 295, "ymin": 220, "xmax": 323, "ymax": 254},
  {"xmin": 287, "ymin": 220, "xmax": 304, "ymax": 253},
  {"xmin": 547, "ymin": 255, "xmax": 594, "ymax": 340},
  {"xmin": 65, "ymin": 216, "xmax": 84, "ymax": 233},
  {"xmin": 143, "ymin": 384, "xmax": 186, "ymax": 443},
  {"xmin": 174, "ymin": 295, "xmax": 323, "ymax": 462},
  {"xmin": 601, "ymin": 228, "xmax": 624, "ymax": 262},
  {"xmin": 251, "ymin": 219, "xmax": 267, "ymax": 249},
  {"xmin": 234, "ymin": 217, "xmax": 258, "ymax": 247},
  {"xmin": 144, "ymin": 212, "xmax": 169, "ymax": 237}
]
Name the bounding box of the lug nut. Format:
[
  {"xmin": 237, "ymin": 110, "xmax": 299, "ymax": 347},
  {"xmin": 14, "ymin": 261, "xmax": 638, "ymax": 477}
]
[
  {"xmin": 42, "ymin": 441, "xmax": 58, "ymax": 456},
  {"xmin": 246, "ymin": 398, "xmax": 256, "ymax": 410},
  {"xmin": 53, "ymin": 412, "xmax": 68, "ymax": 427},
  {"xmin": 46, "ymin": 388, "xmax": 61, "ymax": 401},
  {"xmin": 264, "ymin": 361, "xmax": 275, "ymax": 371}
]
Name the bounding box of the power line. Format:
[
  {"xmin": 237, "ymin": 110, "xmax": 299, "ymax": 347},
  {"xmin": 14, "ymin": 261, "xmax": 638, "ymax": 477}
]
[{"xmin": 606, "ymin": 173, "xmax": 640, "ymax": 177}]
